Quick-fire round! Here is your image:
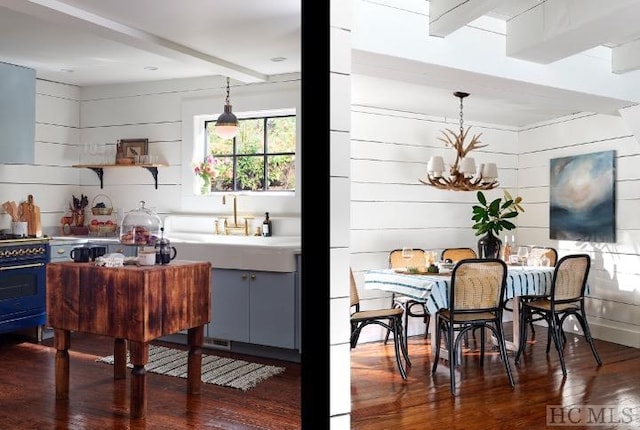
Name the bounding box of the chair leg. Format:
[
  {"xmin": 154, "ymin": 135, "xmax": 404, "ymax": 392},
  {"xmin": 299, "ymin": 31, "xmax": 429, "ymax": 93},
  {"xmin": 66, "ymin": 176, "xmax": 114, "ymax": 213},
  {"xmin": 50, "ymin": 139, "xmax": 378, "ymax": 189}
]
[
  {"xmin": 448, "ymin": 321, "xmax": 456, "ymax": 395},
  {"xmin": 515, "ymin": 305, "xmax": 530, "ymax": 364},
  {"xmin": 350, "ymin": 323, "xmax": 361, "ymax": 349},
  {"xmin": 423, "ymin": 311, "xmax": 431, "ymax": 339},
  {"xmin": 391, "ymin": 317, "xmax": 408, "ymax": 380},
  {"xmin": 492, "ymin": 321, "xmax": 515, "ymax": 387},
  {"xmin": 383, "ymin": 295, "xmax": 397, "ymax": 345},
  {"xmin": 431, "ymin": 315, "xmax": 442, "ymax": 374},
  {"xmin": 403, "ymin": 305, "xmax": 410, "ymax": 351},
  {"xmin": 548, "ymin": 313, "xmax": 567, "ymax": 377},
  {"xmin": 574, "ymin": 310, "xmax": 603, "ymax": 366},
  {"xmin": 397, "ymin": 317, "xmax": 411, "ymax": 368}
]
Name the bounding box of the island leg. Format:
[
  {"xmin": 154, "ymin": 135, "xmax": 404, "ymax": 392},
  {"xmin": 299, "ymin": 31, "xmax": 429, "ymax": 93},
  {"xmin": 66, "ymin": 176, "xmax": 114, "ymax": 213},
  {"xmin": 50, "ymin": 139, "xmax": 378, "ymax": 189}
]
[
  {"xmin": 54, "ymin": 329, "xmax": 70, "ymax": 400},
  {"xmin": 128, "ymin": 341, "xmax": 149, "ymax": 419},
  {"xmin": 113, "ymin": 338, "xmax": 127, "ymax": 379},
  {"xmin": 187, "ymin": 325, "xmax": 204, "ymax": 395}
]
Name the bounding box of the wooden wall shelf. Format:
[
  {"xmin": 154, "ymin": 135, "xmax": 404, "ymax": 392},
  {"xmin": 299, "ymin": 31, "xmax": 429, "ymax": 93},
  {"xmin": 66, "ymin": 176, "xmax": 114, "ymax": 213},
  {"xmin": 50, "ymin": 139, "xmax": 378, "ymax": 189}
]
[{"xmin": 72, "ymin": 164, "xmax": 167, "ymax": 189}]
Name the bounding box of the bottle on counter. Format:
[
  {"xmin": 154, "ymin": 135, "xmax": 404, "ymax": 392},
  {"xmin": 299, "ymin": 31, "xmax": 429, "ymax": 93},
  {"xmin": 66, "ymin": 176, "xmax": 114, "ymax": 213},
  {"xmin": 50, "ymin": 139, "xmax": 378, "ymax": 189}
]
[
  {"xmin": 502, "ymin": 234, "xmax": 512, "ymax": 262},
  {"xmin": 262, "ymin": 212, "xmax": 272, "ymax": 237}
]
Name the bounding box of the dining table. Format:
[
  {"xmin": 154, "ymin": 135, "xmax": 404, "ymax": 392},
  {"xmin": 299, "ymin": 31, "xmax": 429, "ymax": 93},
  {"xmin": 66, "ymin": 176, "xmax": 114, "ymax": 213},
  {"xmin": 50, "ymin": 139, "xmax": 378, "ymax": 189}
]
[{"xmin": 363, "ymin": 265, "xmax": 555, "ymax": 355}]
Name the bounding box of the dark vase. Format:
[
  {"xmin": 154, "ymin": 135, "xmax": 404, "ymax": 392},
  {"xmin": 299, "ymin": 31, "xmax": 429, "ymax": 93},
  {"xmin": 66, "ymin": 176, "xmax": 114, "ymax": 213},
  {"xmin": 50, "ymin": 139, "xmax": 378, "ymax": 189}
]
[{"xmin": 477, "ymin": 230, "xmax": 502, "ymax": 259}]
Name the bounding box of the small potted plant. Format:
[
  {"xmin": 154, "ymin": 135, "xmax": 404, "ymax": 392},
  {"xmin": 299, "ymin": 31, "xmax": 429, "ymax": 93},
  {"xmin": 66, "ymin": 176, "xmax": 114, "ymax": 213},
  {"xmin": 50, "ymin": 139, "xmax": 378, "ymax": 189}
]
[{"xmin": 471, "ymin": 190, "xmax": 524, "ymax": 258}]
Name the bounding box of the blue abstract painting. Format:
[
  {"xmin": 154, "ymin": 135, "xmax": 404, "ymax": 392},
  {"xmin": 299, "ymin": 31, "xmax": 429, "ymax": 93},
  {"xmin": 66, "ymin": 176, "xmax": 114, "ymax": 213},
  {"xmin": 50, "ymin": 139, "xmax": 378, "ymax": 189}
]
[{"xmin": 550, "ymin": 150, "xmax": 615, "ymax": 242}]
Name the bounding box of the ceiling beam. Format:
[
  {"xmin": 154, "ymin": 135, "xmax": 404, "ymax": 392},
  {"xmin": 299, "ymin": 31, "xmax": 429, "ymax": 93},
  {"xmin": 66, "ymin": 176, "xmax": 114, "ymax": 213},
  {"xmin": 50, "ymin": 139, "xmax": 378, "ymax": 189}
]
[
  {"xmin": 612, "ymin": 39, "xmax": 640, "ymax": 74},
  {"xmin": 506, "ymin": 0, "xmax": 640, "ymax": 66},
  {"xmin": 429, "ymin": 0, "xmax": 509, "ymax": 37},
  {"xmin": 0, "ymin": 0, "xmax": 267, "ymax": 83}
]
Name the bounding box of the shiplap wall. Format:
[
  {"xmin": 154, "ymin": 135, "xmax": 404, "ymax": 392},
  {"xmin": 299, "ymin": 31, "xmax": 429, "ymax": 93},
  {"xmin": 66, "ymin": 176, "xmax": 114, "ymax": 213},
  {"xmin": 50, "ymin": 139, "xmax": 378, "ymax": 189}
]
[
  {"xmin": 0, "ymin": 79, "xmax": 81, "ymax": 234},
  {"xmin": 518, "ymin": 112, "xmax": 640, "ymax": 348},
  {"xmin": 349, "ymin": 90, "xmax": 640, "ymax": 348},
  {"xmin": 79, "ymin": 73, "xmax": 301, "ymax": 223},
  {"xmin": 0, "ymin": 74, "xmax": 301, "ymax": 235},
  {"xmin": 349, "ymin": 99, "xmax": 519, "ymax": 342}
]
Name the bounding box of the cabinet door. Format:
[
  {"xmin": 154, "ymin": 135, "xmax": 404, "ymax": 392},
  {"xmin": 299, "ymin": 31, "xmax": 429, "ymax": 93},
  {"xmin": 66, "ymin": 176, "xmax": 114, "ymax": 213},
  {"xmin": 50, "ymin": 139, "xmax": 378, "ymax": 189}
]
[
  {"xmin": 210, "ymin": 269, "xmax": 250, "ymax": 342},
  {"xmin": 250, "ymin": 271, "xmax": 296, "ymax": 349}
]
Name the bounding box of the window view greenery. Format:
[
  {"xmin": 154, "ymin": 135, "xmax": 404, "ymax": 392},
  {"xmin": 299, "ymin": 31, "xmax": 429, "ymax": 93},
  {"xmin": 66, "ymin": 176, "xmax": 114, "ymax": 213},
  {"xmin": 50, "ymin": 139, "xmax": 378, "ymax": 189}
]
[{"xmin": 200, "ymin": 115, "xmax": 296, "ymax": 193}]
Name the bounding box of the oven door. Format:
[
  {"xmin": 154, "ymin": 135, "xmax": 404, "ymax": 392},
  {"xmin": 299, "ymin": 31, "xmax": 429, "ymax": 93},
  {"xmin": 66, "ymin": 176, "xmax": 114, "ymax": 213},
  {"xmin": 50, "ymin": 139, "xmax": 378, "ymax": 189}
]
[{"xmin": 0, "ymin": 262, "xmax": 46, "ymax": 333}]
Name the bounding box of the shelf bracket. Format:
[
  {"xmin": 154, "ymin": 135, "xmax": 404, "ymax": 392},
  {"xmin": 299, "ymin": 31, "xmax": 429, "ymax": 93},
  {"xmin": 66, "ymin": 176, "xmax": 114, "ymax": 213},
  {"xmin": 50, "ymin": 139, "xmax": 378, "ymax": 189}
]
[
  {"xmin": 143, "ymin": 166, "xmax": 159, "ymax": 189},
  {"xmin": 88, "ymin": 167, "xmax": 104, "ymax": 189}
]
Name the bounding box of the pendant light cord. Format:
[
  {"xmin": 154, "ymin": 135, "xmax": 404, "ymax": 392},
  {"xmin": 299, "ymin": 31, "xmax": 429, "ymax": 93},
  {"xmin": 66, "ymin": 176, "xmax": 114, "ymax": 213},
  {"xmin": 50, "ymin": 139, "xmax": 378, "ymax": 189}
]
[{"xmin": 225, "ymin": 77, "xmax": 231, "ymax": 105}]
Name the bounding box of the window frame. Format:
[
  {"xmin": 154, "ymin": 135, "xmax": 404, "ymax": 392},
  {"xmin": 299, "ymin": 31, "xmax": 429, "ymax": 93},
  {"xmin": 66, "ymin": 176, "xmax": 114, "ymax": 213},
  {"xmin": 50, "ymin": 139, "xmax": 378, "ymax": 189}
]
[
  {"xmin": 203, "ymin": 113, "xmax": 296, "ymax": 192},
  {"xmin": 180, "ymin": 80, "xmax": 300, "ymax": 214}
]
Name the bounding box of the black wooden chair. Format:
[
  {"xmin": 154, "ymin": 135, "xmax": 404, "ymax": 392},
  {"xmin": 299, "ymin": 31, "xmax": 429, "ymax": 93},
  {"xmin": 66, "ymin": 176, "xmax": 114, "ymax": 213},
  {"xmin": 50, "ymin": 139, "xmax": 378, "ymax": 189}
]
[
  {"xmin": 350, "ymin": 268, "xmax": 411, "ymax": 379},
  {"xmin": 504, "ymin": 246, "xmax": 559, "ymax": 337},
  {"xmin": 384, "ymin": 249, "xmax": 430, "ymax": 349},
  {"xmin": 431, "ymin": 258, "xmax": 514, "ymax": 394},
  {"xmin": 514, "ymin": 254, "xmax": 602, "ymax": 376}
]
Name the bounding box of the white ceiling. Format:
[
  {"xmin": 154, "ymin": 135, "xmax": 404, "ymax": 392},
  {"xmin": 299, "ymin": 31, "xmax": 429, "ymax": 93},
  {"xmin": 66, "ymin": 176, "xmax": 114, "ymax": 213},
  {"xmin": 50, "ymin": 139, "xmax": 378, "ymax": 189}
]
[
  {"xmin": 2, "ymin": 0, "xmax": 640, "ymax": 127},
  {"xmin": 352, "ymin": 0, "xmax": 640, "ymax": 127},
  {"xmin": 0, "ymin": 0, "xmax": 300, "ymax": 85}
]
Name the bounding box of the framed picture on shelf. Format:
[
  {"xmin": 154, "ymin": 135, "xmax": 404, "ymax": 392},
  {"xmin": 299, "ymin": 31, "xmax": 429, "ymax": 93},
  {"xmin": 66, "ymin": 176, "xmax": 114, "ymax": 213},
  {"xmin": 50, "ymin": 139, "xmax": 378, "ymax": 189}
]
[{"xmin": 117, "ymin": 138, "xmax": 148, "ymax": 159}]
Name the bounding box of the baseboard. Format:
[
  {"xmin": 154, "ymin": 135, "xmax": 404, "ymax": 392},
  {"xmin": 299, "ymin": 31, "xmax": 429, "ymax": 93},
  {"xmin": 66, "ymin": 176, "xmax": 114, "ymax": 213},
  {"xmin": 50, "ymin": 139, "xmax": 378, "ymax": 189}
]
[{"xmin": 157, "ymin": 333, "xmax": 301, "ymax": 363}]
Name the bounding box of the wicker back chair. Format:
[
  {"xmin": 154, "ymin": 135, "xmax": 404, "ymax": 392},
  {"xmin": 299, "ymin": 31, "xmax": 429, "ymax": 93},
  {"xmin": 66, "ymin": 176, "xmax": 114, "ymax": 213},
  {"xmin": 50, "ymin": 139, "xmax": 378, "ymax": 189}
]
[
  {"xmin": 514, "ymin": 254, "xmax": 602, "ymax": 376},
  {"xmin": 431, "ymin": 258, "xmax": 514, "ymax": 394},
  {"xmin": 350, "ymin": 268, "xmax": 411, "ymax": 379},
  {"xmin": 507, "ymin": 246, "xmax": 559, "ymax": 336},
  {"xmin": 441, "ymin": 247, "xmax": 477, "ymax": 262},
  {"xmin": 388, "ymin": 248, "xmax": 427, "ymax": 269},
  {"xmin": 529, "ymin": 246, "xmax": 558, "ymax": 266},
  {"xmin": 384, "ymin": 249, "xmax": 430, "ymax": 350}
]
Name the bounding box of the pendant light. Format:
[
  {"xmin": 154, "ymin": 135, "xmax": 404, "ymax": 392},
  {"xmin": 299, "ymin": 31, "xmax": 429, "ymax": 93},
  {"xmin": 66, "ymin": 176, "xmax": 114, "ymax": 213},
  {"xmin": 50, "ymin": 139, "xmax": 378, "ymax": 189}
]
[{"xmin": 215, "ymin": 77, "xmax": 239, "ymax": 139}]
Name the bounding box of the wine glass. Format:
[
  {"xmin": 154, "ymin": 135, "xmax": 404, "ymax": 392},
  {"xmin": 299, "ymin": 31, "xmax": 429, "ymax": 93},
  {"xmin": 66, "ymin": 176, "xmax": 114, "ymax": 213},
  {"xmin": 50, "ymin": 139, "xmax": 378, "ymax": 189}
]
[
  {"xmin": 516, "ymin": 246, "xmax": 529, "ymax": 267},
  {"xmin": 401, "ymin": 247, "xmax": 413, "ymax": 269}
]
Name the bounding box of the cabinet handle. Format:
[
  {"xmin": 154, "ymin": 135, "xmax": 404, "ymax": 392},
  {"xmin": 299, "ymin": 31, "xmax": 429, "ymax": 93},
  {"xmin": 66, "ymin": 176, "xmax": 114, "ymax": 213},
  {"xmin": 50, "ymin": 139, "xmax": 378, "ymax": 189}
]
[
  {"xmin": 241, "ymin": 274, "xmax": 248, "ymax": 280},
  {"xmin": 57, "ymin": 249, "xmax": 65, "ymax": 254},
  {"xmin": 250, "ymin": 273, "xmax": 256, "ymax": 280}
]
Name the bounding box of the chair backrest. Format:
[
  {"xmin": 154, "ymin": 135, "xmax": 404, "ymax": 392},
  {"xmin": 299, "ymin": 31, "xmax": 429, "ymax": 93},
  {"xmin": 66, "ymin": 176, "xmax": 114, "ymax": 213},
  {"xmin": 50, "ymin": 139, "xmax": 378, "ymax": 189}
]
[
  {"xmin": 388, "ymin": 248, "xmax": 426, "ymax": 268},
  {"xmin": 449, "ymin": 259, "xmax": 507, "ymax": 312},
  {"xmin": 350, "ymin": 268, "xmax": 360, "ymax": 309},
  {"xmin": 441, "ymin": 247, "xmax": 477, "ymax": 262},
  {"xmin": 551, "ymin": 254, "xmax": 590, "ymax": 302},
  {"xmin": 530, "ymin": 246, "xmax": 558, "ymax": 266}
]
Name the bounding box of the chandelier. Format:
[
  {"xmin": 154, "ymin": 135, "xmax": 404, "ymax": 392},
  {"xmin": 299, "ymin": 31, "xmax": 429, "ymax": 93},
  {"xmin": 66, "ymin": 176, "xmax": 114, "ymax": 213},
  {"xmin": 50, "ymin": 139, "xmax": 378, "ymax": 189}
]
[{"xmin": 419, "ymin": 91, "xmax": 499, "ymax": 191}]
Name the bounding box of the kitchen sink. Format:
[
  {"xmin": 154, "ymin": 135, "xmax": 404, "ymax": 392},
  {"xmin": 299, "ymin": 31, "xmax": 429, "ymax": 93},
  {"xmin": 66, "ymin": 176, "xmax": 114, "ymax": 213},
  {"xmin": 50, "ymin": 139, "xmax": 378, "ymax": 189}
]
[
  {"xmin": 163, "ymin": 215, "xmax": 300, "ymax": 272},
  {"xmin": 167, "ymin": 233, "xmax": 300, "ymax": 272}
]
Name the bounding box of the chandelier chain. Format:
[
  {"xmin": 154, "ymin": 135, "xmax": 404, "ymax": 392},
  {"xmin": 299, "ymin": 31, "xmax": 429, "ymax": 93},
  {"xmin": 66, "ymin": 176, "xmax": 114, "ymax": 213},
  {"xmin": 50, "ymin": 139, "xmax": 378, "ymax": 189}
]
[
  {"xmin": 225, "ymin": 77, "xmax": 231, "ymax": 105},
  {"xmin": 459, "ymin": 95, "xmax": 464, "ymax": 134}
]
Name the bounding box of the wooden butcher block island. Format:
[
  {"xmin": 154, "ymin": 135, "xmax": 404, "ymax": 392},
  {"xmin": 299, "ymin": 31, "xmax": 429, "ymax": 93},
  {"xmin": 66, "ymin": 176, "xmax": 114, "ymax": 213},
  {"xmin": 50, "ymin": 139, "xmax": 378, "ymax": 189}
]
[{"xmin": 46, "ymin": 260, "xmax": 211, "ymax": 419}]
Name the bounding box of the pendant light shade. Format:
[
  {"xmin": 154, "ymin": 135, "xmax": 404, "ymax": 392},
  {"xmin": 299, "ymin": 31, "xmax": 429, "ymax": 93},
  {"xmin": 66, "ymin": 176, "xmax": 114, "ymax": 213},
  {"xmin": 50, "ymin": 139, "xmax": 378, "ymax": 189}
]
[{"xmin": 215, "ymin": 77, "xmax": 239, "ymax": 139}]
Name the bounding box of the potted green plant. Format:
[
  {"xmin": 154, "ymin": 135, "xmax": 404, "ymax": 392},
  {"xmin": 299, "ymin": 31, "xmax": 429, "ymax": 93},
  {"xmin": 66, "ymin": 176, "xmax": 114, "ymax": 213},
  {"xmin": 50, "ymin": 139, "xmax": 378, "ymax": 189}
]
[{"xmin": 471, "ymin": 190, "xmax": 524, "ymax": 258}]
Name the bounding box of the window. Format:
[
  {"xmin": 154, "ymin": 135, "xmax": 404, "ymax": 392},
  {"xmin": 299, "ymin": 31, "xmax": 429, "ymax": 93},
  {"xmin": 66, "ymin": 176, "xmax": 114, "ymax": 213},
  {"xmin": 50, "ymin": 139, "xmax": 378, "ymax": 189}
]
[{"xmin": 202, "ymin": 114, "xmax": 296, "ymax": 192}]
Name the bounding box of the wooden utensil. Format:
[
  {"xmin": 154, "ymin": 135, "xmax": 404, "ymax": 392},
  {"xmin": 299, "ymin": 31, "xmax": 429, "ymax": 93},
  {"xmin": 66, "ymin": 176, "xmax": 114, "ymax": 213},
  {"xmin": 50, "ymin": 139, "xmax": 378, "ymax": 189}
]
[
  {"xmin": 26, "ymin": 194, "xmax": 42, "ymax": 237},
  {"xmin": 19, "ymin": 199, "xmax": 31, "ymax": 224}
]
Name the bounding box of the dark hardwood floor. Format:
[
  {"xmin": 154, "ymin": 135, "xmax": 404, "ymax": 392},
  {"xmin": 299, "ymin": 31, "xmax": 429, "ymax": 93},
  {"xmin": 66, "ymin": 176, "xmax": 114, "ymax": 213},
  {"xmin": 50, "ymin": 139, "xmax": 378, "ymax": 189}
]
[
  {"xmin": 351, "ymin": 323, "xmax": 640, "ymax": 430},
  {"xmin": 0, "ymin": 332, "xmax": 300, "ymax": 429},
  {"xmin": 1, "ymin": 324, "xmax": 639, "ymax": 429}
]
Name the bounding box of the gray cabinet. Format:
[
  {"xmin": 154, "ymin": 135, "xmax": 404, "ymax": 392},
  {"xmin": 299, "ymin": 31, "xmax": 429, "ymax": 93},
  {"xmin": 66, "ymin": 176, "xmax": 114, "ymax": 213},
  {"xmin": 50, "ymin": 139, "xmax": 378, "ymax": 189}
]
[
  {"xmin": 50, "ymin": 243, "xmax": 78, "ymax": 262},
  {"xmin": 210, "ymin": 268, "xmax": 297, "ymax": 349},
  {"xmin": 0, "ymin": 62, "xmax": 35, "ymax": 163}
]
